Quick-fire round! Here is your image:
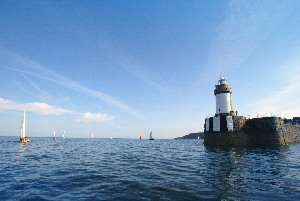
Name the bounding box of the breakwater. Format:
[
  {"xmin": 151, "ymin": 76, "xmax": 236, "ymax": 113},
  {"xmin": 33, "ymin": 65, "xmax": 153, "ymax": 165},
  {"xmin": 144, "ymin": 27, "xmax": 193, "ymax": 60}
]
[{"xmin": 204, "ymin": 116, "xmax": 300, "ymax": 146}]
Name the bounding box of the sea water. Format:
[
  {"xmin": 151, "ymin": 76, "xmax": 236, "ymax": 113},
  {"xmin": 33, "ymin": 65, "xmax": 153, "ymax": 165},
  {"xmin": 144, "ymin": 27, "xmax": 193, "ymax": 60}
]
[{"xmin": 0, "ymin": 137, "xmax": 299, "ymax": 200}]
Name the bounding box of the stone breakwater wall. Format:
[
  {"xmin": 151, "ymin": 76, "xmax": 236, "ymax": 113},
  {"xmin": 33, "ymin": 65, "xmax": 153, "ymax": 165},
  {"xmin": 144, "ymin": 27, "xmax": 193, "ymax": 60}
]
[
  {"xmin": 204, "ymin": 116, "xmax": 300, "ymax": 146},
  {"xmin": 281, "ymin": 124, "xmax": 300, "ymax": 144}
]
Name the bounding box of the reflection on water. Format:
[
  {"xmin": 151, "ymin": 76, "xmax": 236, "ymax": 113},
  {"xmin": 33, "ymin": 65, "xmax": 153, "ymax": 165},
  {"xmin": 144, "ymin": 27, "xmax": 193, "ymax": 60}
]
[
  {"xmin": 205, "ymin": 147, "xmax": 246, "ymax": 200},
  {"xmin": 16, "ymin": 143, "xmax": 27, "ymax": 161},
  {"xmin": 204, "ymin": 146, "xmax": 299, "ymax": 200}
]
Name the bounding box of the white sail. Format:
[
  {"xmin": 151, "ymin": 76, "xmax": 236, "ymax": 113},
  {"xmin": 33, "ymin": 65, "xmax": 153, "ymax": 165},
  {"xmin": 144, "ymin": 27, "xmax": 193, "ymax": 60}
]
[
  {"xmin": 19, "ymin": 111, "xmax": 30, "ymax": 142},
  {"xmin": 20, "ymin": 111, "xmax": 26, "ymax": 138},
  {"xmin": 53, "ymin": 131, "xmax": 56, "ymax": 138},
  {"xmin": 63, "ymin": 130, "xmax": 65, "ymax": 138},
  {"xmin": 92, "ymin": 133, "xmax": 94, "ymax": 139},
  {"xmin": 22, "ymin": 111, "xmax": 26, "ymax": 138},
  {"xmin": 20, "ymin": 121, "xmax": 23, "ymax": 139}
]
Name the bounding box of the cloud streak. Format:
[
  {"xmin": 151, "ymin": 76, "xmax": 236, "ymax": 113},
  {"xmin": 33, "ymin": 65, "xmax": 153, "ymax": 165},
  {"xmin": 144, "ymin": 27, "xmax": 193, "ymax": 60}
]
[
  {"xmin": 0, "ymin": 97, "xmax": 114, "ymax": 122},
  {"xmin": 1, "ymin": 48, "xmax": 142, "ymax": 118},
  {"xmin": 98, "ymin": 42, "xmax": 171, "ymax": 92},
  {"xmin": 79, "ymin": 112, "xmax": 114, "ymax": 123},
  {"xmin": 247, "ymin": 58, "xmax": 300, "ymax": 118},
  {"xmin": 75, "ymin": 30, "xmax": 171, "ymax": 92},
  {"xmin": 201, "ymin": 0, "xmax": 295, "ymax": 80},
  {"xmin": 248, "ymin": 84, "xmax": 300, "ymax": 118},
  {"xmin": 0, "ymin": 98, "xmax": 71, "ymax": 115}
]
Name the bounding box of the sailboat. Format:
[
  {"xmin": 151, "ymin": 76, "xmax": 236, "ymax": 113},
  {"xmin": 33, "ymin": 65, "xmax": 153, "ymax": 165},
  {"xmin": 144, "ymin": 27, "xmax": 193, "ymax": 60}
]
[
  {"xmin": 140, "ymin": 133, "xmax": 142, "ymax": 140},
  {"xmin": 62, "ymin": 130, "xmax": 66, "ymax": 138},
  {"xmin": 149, "ymin": 131, "xmax": 154, "ymax": 140},
  {"xmin": 20, "ymin": 111, "xmax": 30, "ymax": 143},
  {"xmin": 53, "ymin": 130, "xmax": 56, "ymax": 139},
  {"xmin": 91, "ymin": 133, "xmax": 94, "ymax": 139}
]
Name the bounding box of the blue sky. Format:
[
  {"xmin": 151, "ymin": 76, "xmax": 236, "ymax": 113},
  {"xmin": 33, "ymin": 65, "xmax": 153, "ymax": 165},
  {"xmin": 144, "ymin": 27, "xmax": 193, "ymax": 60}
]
[{"xmin": 1, "ymin": 0, "xmax": 300, "ymax": 138}]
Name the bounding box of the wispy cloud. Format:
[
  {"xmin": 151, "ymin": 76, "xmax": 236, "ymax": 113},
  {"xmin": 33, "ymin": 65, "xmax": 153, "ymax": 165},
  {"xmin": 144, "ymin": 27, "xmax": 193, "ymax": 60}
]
[
  {"xmin": 77, "ymin": 31, "xmax": 171, "ymax": 92},
  {"xmin": 201, "ymin": 0, "xmax": 295, "ymax": 80},
  {"xmin": 247, "ymin": 58, "xmax": 300, "ymax": 118},
  {"xmin": 0, "ymin": 48, "xmax": 142, "ymax": 118},
  {"xmin": 79, "ymin": 112, "xmax": 114, "ymax": 123},
  {"xmin": 0, "ymin": 98, "xmax": 71, "ymax": 115},
  {"xmin": 100, "ymin": 45, "xmax": 171, "ymax": 92},
  {"xmin": 20, "ymin": 72, "xmax": 41, "ymax": 92},
  {"xmin": 15, "ymin": 72, "xmax": 50, "ymax": 100},
  {"xmin": 248, "ymin": 85, "xmax": 300, "ymax": 118},
  {"xmin": 0, "ymin": 97, "xmax": 114, "ymax": 122}
]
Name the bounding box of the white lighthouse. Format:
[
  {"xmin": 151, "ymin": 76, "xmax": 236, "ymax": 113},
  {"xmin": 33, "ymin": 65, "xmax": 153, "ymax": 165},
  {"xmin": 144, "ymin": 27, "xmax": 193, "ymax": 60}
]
[
  {"xmin": 214, "ymin": 76, "xmax": 235, "ymax": 116},
  {"xmin": 204, "ymin": 76, "xmax": 235, "ymax": 132}
]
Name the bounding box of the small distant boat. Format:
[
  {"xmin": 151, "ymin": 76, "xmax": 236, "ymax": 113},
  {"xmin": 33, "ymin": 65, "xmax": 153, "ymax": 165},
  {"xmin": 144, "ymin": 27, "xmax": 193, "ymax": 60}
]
[
  {"xmin": 62, "ymin": 131, "xmax": 65, "ymax": 138},
  {"xmin": 53, "ymin": 130, "xmax": 56, "ymax": 139},
  {"xmin": 20, "ymin": 111, "xmax": 30, "ymax": 143},
  {"xmin": 140, "ymin": 133, "xmax": 142, "ymax": 140},
  {"xmin": 91, "ymin": 133, "xmax": 94, "ymax": 139},
  {"xmin": 149, "ymin": 131, "xmax": 154, "ymax": 140},
  {"xmin": 110, "ymin": 136, "xmax": 112, "ymax": 140},
  {"xmin": 198, "ymin": 136, "xmax": 200, "ymax": 139}
]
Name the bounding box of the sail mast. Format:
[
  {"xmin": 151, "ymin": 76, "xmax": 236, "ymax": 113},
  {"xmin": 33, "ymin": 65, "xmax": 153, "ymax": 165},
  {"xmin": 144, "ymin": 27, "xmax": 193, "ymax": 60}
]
[
  {"xmin": 20, "ymin": 122, "xmax": 23, "ymax": 139},
  {"xmin": 23, "ymin": 111, "xmax": 26, "ymax": 138}
]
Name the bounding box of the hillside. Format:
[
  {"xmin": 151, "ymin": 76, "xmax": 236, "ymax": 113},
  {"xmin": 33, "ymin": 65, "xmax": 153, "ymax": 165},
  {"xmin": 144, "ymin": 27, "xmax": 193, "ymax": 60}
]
[{"xmin": 174, "ymin": 132, "xmax": 204, "ymax": 140}]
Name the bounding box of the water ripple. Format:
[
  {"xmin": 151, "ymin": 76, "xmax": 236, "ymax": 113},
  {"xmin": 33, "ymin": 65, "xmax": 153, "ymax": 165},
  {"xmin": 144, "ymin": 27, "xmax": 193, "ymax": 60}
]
[{"xmin": 0, "ymin": 137, "xmax": 299, "ymax": 200}]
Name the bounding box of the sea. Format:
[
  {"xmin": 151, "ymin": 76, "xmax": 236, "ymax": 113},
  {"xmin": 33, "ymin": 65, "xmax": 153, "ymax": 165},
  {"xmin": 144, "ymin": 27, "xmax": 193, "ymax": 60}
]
[{"xmin": 0, "ymin": 137, "xmax": 299, "ymax": 201}]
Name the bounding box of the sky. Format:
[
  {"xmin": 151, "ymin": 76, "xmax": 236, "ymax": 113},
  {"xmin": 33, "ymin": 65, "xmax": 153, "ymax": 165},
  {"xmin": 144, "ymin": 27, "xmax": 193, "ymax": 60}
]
[{"xmin": 1, "ymin": 0, "xmax": 300, "ymax": 139}]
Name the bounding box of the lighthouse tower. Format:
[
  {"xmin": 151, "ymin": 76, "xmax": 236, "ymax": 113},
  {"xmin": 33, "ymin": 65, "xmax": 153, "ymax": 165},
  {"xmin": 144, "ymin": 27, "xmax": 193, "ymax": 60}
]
[
  {"xmin": 214, "ymin": 76, "xmax": 235, "ymax": 116},
  {"xmin": 204, "ymin": 76, "xmax": 235, "ymax": 132}
]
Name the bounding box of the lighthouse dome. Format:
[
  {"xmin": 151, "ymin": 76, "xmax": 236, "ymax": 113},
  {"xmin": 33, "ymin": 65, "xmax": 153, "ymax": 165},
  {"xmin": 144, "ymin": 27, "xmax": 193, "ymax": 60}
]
[{"xmin": 218, "ymin": 76, "xmax": 228, "ymax": 85}]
